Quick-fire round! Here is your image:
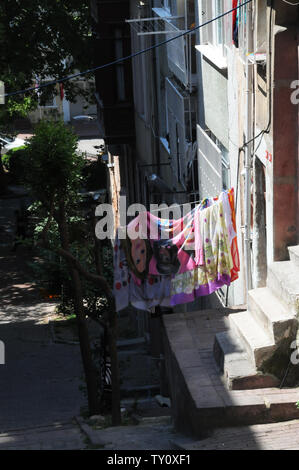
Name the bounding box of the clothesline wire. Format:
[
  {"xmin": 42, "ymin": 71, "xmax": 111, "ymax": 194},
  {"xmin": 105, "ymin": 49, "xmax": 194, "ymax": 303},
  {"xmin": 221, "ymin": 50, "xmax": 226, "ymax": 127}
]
[
  {"xmin": 145, "ymin": 198, "xmax": 217, "ymax": 214},
  {"xmin": 4, "ymin": 0, "xmax": 253, "ymax": 98},
  {"xmin": 148, "ymin": 200, "xmax": 202, "ymax": 213}
]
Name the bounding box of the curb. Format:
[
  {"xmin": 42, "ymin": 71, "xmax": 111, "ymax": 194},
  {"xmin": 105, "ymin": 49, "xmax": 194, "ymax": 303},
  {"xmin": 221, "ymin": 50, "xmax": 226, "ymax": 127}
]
[
  {"xmin": 48, "ymin": 319, "xmax": 80, "ymax": 346},
  {"xmin": 74, "ymin": 416, "xmax": 107, "ymax": 447}
]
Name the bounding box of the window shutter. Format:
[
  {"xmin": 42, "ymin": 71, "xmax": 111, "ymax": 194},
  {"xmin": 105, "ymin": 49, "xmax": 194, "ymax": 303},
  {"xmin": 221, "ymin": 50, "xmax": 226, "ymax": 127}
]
[
  {"xmin": 166, "ymin": 78, "xmax": 188, "ymax": 185},
  {"xmin": 197, "ymin": 124, "xmax": 222, "ymax": 198}
]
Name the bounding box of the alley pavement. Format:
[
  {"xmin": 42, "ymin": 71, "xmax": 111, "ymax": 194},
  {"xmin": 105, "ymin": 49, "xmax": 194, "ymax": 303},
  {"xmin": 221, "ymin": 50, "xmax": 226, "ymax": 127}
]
[
  {"xmin": 0, "ymin": 193, "xmax": 87, "ymax": 448},
  {"xmin": 0, "ymin": 190, "xmax": 178, "ymax": 450},
  {"xmin": 2, "ymin": 190, "xmax": 299, "ymax": 450}
]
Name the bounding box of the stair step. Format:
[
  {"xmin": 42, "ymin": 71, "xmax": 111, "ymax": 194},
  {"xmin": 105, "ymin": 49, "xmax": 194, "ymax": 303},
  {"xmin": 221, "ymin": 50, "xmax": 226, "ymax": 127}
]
[
  {"xmin": 288, "ymin": 245, "xmax": 299, "ymax": 268},
  {"xmin": 248, "ymin": 287, "xmax": 296, "ymax": 343},
  {"xmin": 214, "ymin": 331, "xmax": 279, "ymax": 390},
  {"xmin": 229, "ymin": 311, "xmax": 275, "ymax": 369},
  {"xmin": 267, "ymin": 261, "xmax": 299, "ymax": 315}
]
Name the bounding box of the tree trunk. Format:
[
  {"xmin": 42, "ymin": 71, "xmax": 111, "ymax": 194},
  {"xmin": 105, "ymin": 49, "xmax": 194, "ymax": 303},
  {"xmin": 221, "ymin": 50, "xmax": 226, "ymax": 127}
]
[
  {"xmin": 107, "ymin": 299, "xmax": 121, "ymax": 425},
  {"xmin": 57, "ymin": 201, "xmax": 101, "ymax": 415},
  {"xmin": 92, "ymin": 206, "xmax": 121, "ymax": 424},
  {"xmin": 53, "ymin": 204, "xmax": 121, "ymax": 423},
  {"xmin": 0, "ymin": 156, "xmax": 7, "ymax": 195},
  {"xmin": 72, "ymin": 268, "xmax": 101, "ymax": 415}
]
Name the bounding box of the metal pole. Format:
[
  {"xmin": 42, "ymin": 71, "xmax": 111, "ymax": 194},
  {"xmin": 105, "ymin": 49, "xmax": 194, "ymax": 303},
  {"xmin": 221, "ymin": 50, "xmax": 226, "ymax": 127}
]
[{"xmin": 244, "ymin": 1, "xmax": 253, "ymax": 294}]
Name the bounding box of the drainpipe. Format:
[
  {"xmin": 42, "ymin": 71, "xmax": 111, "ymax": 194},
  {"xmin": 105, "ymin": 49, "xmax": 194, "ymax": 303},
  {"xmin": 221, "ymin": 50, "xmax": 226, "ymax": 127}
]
[{"xmin": 244, "ymin": 2, "xmax": 253, "ymax": 294}]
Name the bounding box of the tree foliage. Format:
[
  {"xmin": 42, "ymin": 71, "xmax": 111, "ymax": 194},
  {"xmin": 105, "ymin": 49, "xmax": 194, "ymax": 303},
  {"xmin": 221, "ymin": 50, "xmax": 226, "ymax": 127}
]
[
  {"xmin": 24, "ymin": 119, "xmax": 84, "ymax": 203},
  {"xmin": 0, "ymin": 0, "xmax": 95, "ymax": 128},
  {"xmin": 22, "ymin": 120, "xmax": 121, "ymax": 423}
]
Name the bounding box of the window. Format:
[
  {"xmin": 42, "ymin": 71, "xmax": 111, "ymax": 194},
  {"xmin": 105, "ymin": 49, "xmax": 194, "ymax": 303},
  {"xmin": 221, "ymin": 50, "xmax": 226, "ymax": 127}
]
[
  {"xmin": 163, "ymin": 0, "xmax": 171, "ymax": 13},
  {"xmin": 159, "ymin": 0, "xmax": 181, "ymax": 17},
  {"xmin": 206, "ymin": 128, "xmax": 230, "ymax": 191},
  {"xmin": 165, "ymin": 78, "xmax": 194, "ymax": 186},
  {"xmin": 39, "ymin": 82, "xmax": 57, "ymax": 108},
  {"xmin": 199, "ymin": 0, "xmax": 233, "ymax": 56},
  {"xmin": 197, "ymin": 124, "xmax": 230, "ymax": 198}
]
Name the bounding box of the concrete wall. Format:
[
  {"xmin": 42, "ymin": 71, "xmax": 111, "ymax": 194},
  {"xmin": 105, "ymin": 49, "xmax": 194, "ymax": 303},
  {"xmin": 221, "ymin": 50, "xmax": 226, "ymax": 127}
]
[
  {"xmin": 272, "ymin": 27, "xmax": 298, "ymax": 260},
  {"xmin": 226, "ymin": 46, "xmax": 247, "ymax": 304},
  {"xmin": 201, "ymin": 58, "xmax": 229, "ymax": 149}
]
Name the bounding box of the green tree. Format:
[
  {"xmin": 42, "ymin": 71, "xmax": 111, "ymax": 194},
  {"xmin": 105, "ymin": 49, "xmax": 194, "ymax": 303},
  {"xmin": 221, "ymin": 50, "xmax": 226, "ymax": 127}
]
[
  {"xmin": 23, "ymin": 120, "xmax": 121, "ymax": 424},
  {"xmin": 0, "ymin": 0, "xmax": 95, "ymax": 106},
  {"xmin": 0, "ymin": 0, "xmax": 96, "ymax": 192}
]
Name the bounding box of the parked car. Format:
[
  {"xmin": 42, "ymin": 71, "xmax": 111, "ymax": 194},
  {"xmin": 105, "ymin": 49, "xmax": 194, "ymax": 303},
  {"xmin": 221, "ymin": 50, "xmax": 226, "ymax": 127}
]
[{"xmin": 0, "ymin": 134, "xmax": 26, "ymax": 153}]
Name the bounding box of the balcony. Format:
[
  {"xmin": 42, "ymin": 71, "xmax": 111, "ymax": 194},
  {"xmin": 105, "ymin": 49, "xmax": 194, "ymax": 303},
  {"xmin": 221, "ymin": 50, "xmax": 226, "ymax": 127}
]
[{"xmin": 126, "ymin": 0, "xmax": 196, "ymax": 90}]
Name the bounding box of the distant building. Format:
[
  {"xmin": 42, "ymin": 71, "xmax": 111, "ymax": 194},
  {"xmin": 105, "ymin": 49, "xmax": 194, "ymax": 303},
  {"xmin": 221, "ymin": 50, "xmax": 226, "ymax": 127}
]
[{"xmin": 29, "ymin": 77, "xmax": 97, "ymax": 124}]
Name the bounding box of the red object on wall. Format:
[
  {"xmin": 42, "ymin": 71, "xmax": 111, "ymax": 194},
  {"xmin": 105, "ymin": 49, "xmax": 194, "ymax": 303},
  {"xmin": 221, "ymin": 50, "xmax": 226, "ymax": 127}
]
[
  {"xmin": 59, "ymin": 83, "xmax": 64, "ymax": 100},
  {"xmin": 232, "ymin": 0, "xmax": 238, "ymax": 45}
]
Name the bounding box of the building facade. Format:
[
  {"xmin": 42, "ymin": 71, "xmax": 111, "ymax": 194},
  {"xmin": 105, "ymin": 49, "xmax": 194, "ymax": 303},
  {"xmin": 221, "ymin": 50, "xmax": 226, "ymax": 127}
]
[
  {"xmin": 92, "ymin": 0, "xmax": 299, "ymax": 433},
  {"xmin": 93, "ymin": 0, "xmax": 299, "ymax": 354}
]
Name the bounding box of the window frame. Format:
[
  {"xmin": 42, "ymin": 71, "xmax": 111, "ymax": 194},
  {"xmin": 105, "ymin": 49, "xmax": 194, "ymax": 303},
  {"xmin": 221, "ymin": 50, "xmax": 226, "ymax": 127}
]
[{"xmin": 199, "ymin": 0, "xmax": 233, "ymax": 58}]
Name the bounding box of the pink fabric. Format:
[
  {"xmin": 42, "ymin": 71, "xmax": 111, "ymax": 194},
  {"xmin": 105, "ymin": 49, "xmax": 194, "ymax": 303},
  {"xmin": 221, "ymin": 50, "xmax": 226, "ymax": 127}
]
[{"xmin": 126, "ymin": 208, "xmax": 203, "ymax": 279}]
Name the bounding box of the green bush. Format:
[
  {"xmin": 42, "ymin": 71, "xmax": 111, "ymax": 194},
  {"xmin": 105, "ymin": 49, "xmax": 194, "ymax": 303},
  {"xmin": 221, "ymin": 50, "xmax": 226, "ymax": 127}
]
[{"xmin": 2, "ymin": 145, "xmax": 28, "ymax": 183}]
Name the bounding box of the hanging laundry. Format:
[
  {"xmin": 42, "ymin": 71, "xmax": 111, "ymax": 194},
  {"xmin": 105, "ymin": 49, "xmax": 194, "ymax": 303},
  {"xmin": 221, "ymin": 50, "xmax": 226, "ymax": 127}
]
[
  {"xmin": 170, "ymin": 191, "xmax": 236, "ymax": 306},
  {"xmin": 113, "ymin": 189, "xmax": 240, "ymax": 312},
  {"xmin": 113, "ymin": 232, "xmax": 172, "ymax": 312},
  {"xmin": 121, "ymin": 205, "xmax": 204, "ymax": 282},
  {"xmin": 232, "ymin": 0, "xmax": 239, "ymax": 47}
]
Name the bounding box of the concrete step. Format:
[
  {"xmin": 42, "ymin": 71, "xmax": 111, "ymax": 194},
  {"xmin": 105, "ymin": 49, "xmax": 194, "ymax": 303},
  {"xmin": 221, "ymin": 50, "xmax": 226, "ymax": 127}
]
[
  {"xmin": 248, "ymin": 287, "xmax": 296, "ymax": 343},
  {"xmin": 120, "ymin": 384, "xmax": 160, "ymax": 398},
  {"xmin": 163, "ymin": 310, "xmax": 299, "ymax": 439},
  {"xmin": 170, "ymin": 419, "xmax": 299, "ymax": 450},
  {"xmin": 117, "ymin": 337, "xmax": 147, "ymax": 351},
  {"xmin": 267, "ymin": 261, "xmax": 299, "ymax": 316},
  {"xmin": 214, "ymin": 331, "xmax": 279, "ymax": 390},
  {"xmin": 288, "ymin": 245, "xmax": 299, "ymax": 268},
  {"xmin": 229, "ymin": 311, "xmax": 275, "ymax": 369}
]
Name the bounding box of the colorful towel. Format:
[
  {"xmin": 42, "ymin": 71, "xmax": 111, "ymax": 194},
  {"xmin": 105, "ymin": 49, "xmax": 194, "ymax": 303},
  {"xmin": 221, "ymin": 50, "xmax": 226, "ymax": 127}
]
[{"xmin": 113, "ymin": 189, "xmax": 240, "ymax": 312}]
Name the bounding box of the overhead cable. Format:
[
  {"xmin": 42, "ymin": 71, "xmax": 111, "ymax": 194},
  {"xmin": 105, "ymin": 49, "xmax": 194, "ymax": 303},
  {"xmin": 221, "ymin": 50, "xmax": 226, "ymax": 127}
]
[{"xmin": 4, "ymin": 0, "xmax": 253, "ymax": 98}]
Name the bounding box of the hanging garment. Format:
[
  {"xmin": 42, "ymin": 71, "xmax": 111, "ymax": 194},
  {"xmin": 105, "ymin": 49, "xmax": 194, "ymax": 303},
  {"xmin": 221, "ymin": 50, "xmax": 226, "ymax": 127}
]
[
  {"xmin": 113, "ymin": 232, "xmax": 172, "ymax": 312},
  {"xmin": 232, "ymin": 0, "xmax": 239, "ymax": 47},
  {"xmin": 170, "ymin": 193, "xmax": 234, "ymax": 306},
  {"xmin": 122, "ymin": 205, "xmax": 204, "ymax": 281},
  {"xmin": 113, "ymin": 189, "xmax": 240, "ymax": 312}
]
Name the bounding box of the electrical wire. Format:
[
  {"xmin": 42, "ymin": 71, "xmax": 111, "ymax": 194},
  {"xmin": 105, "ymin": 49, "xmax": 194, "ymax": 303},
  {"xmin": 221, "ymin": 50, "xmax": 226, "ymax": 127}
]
[
  {"xmin": 281, "ymin": 0, "xmax": 299, "ymax": 5},
  {"xmin": 4, "ymin": 0, "xmax": 253, "ymax": 99}
]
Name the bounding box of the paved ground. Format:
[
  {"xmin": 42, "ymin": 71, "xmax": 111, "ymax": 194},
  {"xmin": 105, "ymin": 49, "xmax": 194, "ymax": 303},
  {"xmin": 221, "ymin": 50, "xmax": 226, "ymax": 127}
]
[
  {"xmin": 175, "ymin": 419, "xmax": 299, "ymax": 450},
  {"xmin": 0, "ymin": 422, "xmax": 86, "ymax": 450},
  {"xmin": 0, "ymin": 193, "xmax": 87, "ymax": 447},
  {"xmin": 2, "ymin": 189, "xmax": 299, "ymax": 450},
  {"xmin": 0, "ymin": 190, "xmax": 177, "ymax": 450}
]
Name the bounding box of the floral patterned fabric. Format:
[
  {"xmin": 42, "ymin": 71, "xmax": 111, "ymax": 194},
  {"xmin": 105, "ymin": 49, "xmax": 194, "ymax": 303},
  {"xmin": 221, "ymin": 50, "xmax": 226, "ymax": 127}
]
[
  {"xmin": 170, "ymin": 196, "xmax": 234, "ymax": 306},
  {"xmin": 113, "ymin": 189, "xmax": 239, "ymax": 312}
]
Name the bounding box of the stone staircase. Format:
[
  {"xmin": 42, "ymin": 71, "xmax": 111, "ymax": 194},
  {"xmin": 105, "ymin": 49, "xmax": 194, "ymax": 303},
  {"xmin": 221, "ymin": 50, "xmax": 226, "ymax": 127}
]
[{"xmin": 214, "ymin": 246, "xmax": 299, "ymax": 390}]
